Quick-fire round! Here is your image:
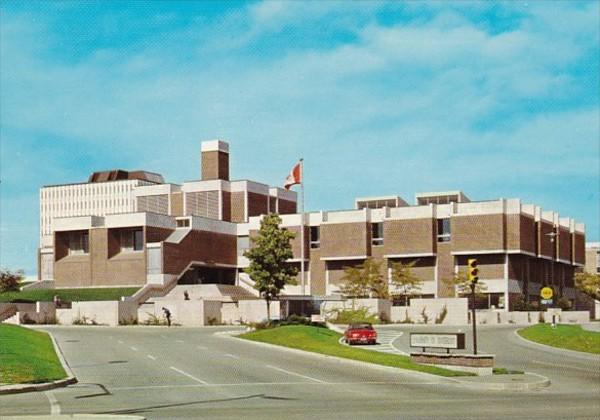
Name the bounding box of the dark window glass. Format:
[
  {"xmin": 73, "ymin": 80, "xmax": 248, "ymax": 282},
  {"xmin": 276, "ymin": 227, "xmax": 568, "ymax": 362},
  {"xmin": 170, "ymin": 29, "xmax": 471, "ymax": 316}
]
[
  {"xmin": 372, "ymin": 223, "xmax": 383, "ymax": 245},
  {"xmin": 310, "ymin": 226, "xmax": 320, "ymax": 249},
  {"xmin": 437, "ymin": 218, "xmax": 451, "ymax": 242}
]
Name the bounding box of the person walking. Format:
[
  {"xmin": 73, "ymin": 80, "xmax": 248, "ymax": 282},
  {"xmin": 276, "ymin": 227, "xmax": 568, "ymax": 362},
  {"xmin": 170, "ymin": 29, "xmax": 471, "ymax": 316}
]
[{"xmin": 162, "ymin": 307, "xmax": 172, "ymax": 327}]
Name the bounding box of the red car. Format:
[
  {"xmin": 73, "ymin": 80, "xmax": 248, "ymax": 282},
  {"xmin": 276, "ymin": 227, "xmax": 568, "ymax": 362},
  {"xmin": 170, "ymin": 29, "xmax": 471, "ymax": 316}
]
[{"xmin": 344, "ymin": 322, "xmax": 377, "ymax": 345}]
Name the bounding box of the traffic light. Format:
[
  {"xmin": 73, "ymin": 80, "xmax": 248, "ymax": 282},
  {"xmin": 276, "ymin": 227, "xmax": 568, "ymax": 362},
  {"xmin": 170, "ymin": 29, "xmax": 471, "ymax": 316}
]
[{"xmin": 467, "ymin": 258, "xmax": 479, "ymax": 283}]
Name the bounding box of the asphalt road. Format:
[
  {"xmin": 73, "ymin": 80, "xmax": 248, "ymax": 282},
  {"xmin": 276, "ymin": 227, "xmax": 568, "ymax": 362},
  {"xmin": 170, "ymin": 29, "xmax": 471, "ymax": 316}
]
[{"xmin": 1, "ymin": 325, "xmax": 599, "ymax": 419}]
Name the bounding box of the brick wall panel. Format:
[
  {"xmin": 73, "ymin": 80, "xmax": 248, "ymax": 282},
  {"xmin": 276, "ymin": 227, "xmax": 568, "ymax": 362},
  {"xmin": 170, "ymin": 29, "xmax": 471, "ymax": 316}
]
[
  {"xmin": 383, "ymin": 218, "xmax": 435, "ymax": 255},
  {"xmin": 278, "ymin": 199, "xmax": 297, "ymax": 215},
  {"xmin": 558, "ymin": 228, "xmax": 571, "ymax": 261},
  {"xmin": 221, "ymin": 191, "xmax": 231, "ymax": 222},
  {"xmin": 452, "ymin": 214, "xmax": 504, "ymax": 252},
  {"xmin": 573, "ymin": 233, "xmax": 585, "ymax": 265},
  {"xmin": 247, "ymin": 192, "xmax": 269, "ymax": 218},
  {"xmin": 436, "ymin": 242, "xmax": 454, "ymax": 297},
  {"xmin": 538, "ymin": 221, "xmax": 555, "ymax": 258},
  {"xmin": 231, "ymin": 192, "xmax": 246, "ymax": 223},
  {"xmin": 456, "ymin": 254, "xmax": 505, "ymax": 279},
  {"xmin": 320, "ymin": 223, "xmax": 368, "ymax": 258}
]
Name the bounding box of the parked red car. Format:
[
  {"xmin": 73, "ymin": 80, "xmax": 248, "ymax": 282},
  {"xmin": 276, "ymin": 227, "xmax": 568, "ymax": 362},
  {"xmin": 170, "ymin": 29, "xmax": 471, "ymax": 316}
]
[{"xmin": 344, "ymin": 322, "xmax": 377, "ymax": 345}]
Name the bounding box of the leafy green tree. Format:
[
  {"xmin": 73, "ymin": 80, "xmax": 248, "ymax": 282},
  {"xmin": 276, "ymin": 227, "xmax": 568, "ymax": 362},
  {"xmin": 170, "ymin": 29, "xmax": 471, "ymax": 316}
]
[
  {"xmin": 574, "ymin": 272, "xmax": 600, "ymax": 300},
  {"xmin": 243, "ymin": 214, "xmax": 298, "ymax": 321},
  {"xmin": 390, "ymin": 260, "xmax": 423, "ymax": 306},
  {"xmin": 339, "ymin": 258, "xmax": 387, "ymax": 303},
  {"xmin": 0, "ymin": 268, "xmax": 24, "ymax": 293},
  {"xmin": 444, "ymin": 272, "xmax": 487, "ymax": 297}
]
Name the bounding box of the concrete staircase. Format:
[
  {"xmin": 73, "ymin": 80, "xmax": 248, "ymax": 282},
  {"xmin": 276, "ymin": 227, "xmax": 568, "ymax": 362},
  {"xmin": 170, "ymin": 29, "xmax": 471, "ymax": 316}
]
[
  {"xmin": 0, "ymin": 304, "xmax": 17, "ymax": 323},
  {"xmin": 151, "ymin": 284, "xmax": 257, "ymax": 302}
]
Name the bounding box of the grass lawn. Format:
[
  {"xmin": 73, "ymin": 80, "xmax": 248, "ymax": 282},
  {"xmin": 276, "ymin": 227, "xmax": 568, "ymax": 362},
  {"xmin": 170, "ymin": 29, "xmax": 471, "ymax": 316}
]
[
  {"xmin": 518, "ymin": 324, "xmax": 600, "ymax": 354},
  {"xmin": 0, "ymin": 287, "xmax": 140, "ymax": 303},
  {"xmin": 0, "ymin": 324, "xmax": 67, "ymax": 384},
  {"xmin": 239, "ymin": 325, "xmax": 473, "ymax": 377}
]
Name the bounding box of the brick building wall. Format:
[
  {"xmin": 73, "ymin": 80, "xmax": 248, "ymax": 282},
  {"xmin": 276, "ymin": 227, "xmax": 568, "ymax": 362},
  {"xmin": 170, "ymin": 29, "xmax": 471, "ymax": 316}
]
[
  {"xmin": 320, "ymin": 223, "xmax": 368, "ymax": 259},
  {"xmin": 452, "ymin": 214, "xmax": 505, "ymax": 252},
  {"xmin": 383, "ymin": 218, "xmax": 435, "ymax": 256},
  {"xmin": 230, "ymin": 192, "xmax": 246, "ymax": 223}
]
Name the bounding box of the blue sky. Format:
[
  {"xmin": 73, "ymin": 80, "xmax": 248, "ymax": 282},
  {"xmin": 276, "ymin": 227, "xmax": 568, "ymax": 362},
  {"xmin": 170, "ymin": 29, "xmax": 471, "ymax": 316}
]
[{"xmin": 1, "ymin": 1, "xmax": 598, "ymax": 276}]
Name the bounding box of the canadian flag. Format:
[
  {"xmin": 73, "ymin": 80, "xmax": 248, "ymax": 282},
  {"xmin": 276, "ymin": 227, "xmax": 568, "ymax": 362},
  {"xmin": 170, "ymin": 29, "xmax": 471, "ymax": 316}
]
[{"xmin": 284, "ymin": 161, "xmax": 302, "ymax": 190}]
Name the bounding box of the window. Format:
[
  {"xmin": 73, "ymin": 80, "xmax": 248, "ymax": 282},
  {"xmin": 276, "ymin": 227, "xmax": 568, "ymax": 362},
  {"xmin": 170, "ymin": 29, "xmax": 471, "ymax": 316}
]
[
  {"xmin": 68, "ymin": 231, "xmax": 89, "ymax": 255},
  {"xmin": 310, "ymin": 226, "xmax": 320, "ymax": 249},
  {"xmin": 237, "ymin": 236, "xmax": 250, "ymax": 256},
  {"xmin": 121, "ymin": 229, "xmax": 144, "ymax": 252},
  {"xmin": 371, "ymin": 223, "xmax": 383, "ymax": 246},
  {"xmin": 437, "ymin": 218, "xmax": 451, "ymax": 242},
  {"xmin": 176, "ymin": 218, "xmax": 190, "ymax": 228}
]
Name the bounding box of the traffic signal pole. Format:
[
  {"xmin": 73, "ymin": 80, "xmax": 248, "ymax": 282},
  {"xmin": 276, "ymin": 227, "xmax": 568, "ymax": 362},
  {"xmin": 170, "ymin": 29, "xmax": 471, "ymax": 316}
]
[
  {"xmin": 471, "ymin": 282, "xmax": 477, "ymax": 355},
  {"xmin": 467, "ymin": 258, "xmax": 479, "ymax": 355}
]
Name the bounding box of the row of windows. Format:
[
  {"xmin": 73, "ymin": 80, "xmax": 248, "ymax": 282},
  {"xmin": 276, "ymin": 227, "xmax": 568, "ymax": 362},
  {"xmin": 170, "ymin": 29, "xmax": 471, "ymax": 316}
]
[
  {"xmin": 67, "ymin": 229, "xmax": 143, "ymax": 255},
  {"xmin": 307, "ymin": 219, "xmax": 452, "ymax": 249}
]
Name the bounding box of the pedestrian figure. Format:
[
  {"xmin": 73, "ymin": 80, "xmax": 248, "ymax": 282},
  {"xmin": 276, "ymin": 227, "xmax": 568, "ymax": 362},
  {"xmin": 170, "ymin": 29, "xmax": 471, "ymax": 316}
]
[
  {"xmin": 53, "ymin": 295, "xmax": 62, "ymax": 308},
  {"xmin": 162, "ymin": 307, "xmax": 172, "ymax": 327},
  {"xmin": 184, "ymin": 290, "xmax": 190, "ymax": 301}
]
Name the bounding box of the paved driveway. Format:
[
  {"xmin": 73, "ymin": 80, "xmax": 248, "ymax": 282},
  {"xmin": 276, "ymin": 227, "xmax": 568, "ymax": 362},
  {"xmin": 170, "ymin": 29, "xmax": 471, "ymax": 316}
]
[{"xmin": 1, "ymin": 325, "xmax": 598, "ymax": 419}]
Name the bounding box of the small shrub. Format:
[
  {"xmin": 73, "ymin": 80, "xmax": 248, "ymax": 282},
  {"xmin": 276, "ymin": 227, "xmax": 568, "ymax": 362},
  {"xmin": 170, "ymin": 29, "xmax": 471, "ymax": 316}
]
[
  {"xmin": 207, "ymin": 317, "xmax": 221, "ymax": 326},
  {"xmin": 142, "ymin": 313, "xmax": 168, "ymax": 326},
  {"xmin": 420, "ymin": 307, "xmax": 429, "ymax": 324},
  {"xmin": 119, "ymin": 316, "xmax": 138, "ymax": 326},
  {"xmin": 379, "ymin": 311, "xmax": 390, "ymax": 324},
  {"xmin": 556, "ymin": 297, "xmax": 572, "ymax": 311},
  {"xmin": 434, "ymin": 305, "xmax": 448, "ymax": 324},
  {"xmin": 0, "ymin": 269, "xmax": 24, "ymax": 293},
  {"xmin": 326, "ymin": 307, "xmax": 378, "ymax": 324},
  {"xmin": 21, "ymin": 313, "xmax": 36, "ymax": 324}
]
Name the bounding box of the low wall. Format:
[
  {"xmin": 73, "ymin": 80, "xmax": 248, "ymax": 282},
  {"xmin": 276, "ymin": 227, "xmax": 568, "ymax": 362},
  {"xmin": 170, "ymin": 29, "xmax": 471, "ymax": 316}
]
[
  {"xmin": 58, "ymin": 301, "xmax": 140, "ymax": 326},
  {"xmin": 138, "ymin": 300, "xmax": 223, "ymax": 326},
  {"xmin": 411, "ymin": 352, "xmax": 494, "ymax": 376},
  {"xmin": 473, "ymin": 309, "xmax": 590, "ymax": 325},
  {"xmin": 322, "ymin": 299, "xmax": 391, "ymax": 322},
  {"xmin": 222, "ymin": 300, "xmax": 280, "ymax": 324},
  {"xmin": 391, "ymin": 298, "xmax": 468, "ymax": 325}
]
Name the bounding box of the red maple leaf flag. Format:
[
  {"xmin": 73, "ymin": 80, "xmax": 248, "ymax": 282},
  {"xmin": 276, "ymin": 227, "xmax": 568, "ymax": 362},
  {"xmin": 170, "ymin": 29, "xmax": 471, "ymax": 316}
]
[{"xmin": 284, "ymin": 161, "xmax": 302, "ymax": 190}]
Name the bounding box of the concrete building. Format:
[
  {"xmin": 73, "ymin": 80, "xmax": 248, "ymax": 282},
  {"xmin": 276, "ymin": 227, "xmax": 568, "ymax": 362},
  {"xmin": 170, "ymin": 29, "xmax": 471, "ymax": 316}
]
[{"xmin": 37, "ymin": 140, "xmax": 588, "ymax": 311}]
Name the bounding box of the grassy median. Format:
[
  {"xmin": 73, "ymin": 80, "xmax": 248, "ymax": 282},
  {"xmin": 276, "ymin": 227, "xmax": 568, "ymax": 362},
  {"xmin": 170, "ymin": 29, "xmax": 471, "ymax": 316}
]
[
  {"xmin": 0, "ymin": 287, "xmax": 140, "ymax": 303},
  {"xmin": 239, "ymin": 325, "xmax": 473, "ymax": 377},
  {"xmin": 518, "ymin": 324, "xmax": 600, "ymax": 354},
  {"xmin": 0, "ymin": 324, "xmax": 67, "ymax": 384}
]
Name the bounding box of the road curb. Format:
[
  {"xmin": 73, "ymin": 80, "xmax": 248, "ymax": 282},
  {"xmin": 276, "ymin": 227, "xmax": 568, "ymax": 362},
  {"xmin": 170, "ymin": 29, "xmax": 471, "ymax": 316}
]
[
  {"xmin": 450, "ymin": 373, "xmax": 551, "ymax": 391},
  {"xmin": 0, "ymin": 327, "xmax": 78, "ymax": 395}
]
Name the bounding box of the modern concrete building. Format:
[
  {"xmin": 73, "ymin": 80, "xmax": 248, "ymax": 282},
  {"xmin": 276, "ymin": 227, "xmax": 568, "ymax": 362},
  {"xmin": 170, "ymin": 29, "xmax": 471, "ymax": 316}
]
[{"xmin": 37, "ymin": 140, "xmax": 588, "ymax": 311}]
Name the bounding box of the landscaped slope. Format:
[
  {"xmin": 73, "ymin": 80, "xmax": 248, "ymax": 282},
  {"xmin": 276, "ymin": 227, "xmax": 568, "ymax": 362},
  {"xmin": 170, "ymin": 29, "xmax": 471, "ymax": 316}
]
[
  {"xmin": 0, "ymin": 324, "xmax": 66, "ymax": 384},
  {"xmin": 518, "ymin": 324, "xmax": 600, "ymax": 354},
  {"xmin": 0, "ymin": 287, "xmax": 140, "ymax": 303},
  {"xmin": 239, "ymin": 325, "xmax": 472, "ymax": 377}
]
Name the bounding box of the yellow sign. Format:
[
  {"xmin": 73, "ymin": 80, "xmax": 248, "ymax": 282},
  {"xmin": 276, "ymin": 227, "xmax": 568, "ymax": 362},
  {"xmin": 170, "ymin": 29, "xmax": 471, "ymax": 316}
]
[{"xmin": 540, "ymin": 287, "xmax": 554, "ymax": 300}]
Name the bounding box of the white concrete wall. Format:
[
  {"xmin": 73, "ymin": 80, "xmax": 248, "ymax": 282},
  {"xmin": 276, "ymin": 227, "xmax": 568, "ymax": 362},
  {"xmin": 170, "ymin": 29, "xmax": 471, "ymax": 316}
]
[
  {"xmin": 390, "ymin": 298, "xmax": 468, "ymax": 325},
  {"xmin": 322, "ymin": 298, "xmax": 391, "ymax": 322},
  {"xmin": 221, "ymin": 300, "xmax": 280, "ymax": 324}
]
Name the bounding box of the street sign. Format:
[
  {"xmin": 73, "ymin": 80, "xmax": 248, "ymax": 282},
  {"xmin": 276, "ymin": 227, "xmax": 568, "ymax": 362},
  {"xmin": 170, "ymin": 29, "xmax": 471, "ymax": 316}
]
[
  {"xmin": 410, "ymin": 333, "xmax": 466, "ymax": 350},
  {"xmin": 540, "ymin": 287, "xmax": 553, "ymax": 300},
  {"xmin": 541, "ymin": 299, "xmax": 553, "ymax": 305}
]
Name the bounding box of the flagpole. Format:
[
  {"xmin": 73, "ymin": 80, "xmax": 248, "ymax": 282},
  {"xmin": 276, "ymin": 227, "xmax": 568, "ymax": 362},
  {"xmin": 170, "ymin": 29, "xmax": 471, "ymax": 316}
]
[{"xmin": 300, "ymin": 158, "xmax": 305, "ymax": 295}]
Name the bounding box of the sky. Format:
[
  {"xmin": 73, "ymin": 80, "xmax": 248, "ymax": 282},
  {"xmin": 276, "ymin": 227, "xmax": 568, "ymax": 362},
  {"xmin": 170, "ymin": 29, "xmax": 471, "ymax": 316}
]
[{"xmin": 0, "ymin": 0, "xmax": 599, "ymax": 276}]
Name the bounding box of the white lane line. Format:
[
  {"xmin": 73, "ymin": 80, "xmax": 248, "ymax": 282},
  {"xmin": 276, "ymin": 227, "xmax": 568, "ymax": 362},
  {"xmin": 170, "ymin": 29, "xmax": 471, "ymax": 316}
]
[
  {"xmin": 197, "ymin": 345, "xmax": 208, "ymax": 350},
  {"xmin": 147, "ymin": 355, "xmax": 157, "ymax": 360},
  {"xmin": 117, "ymin": 340, "xmax": 124, "ymax": 344},
  {"xmin": 531, "ymin": 360, "xmax": 596, "ymax": 373},
  {"xmin": 224, "ymin": 353, "xmax": 239, "ymax": 359},
  {"xmin": 160, "ymin": 335, "xmax": 167, "ymax": 339},
  {"xmin": 130, "ymin": 346, "xmax": 138, "ymax": 351},
  {"xmin": 176, "ymin": 339, "xmax": 184, "ymax": 343},
  {"xmin": 109, "ymin": 380, "xmax": 443, "ymax": 391},
  {"xmin": 45, "ymin": 391, "xmax": 60, "ymax": 415},
  {"xmin": 266, "ymin": 365, "xmax": 327, "ymax": 383},
  {"xmin": 170, "ymin": 366, "xmax": 208, "ymax": 384}
]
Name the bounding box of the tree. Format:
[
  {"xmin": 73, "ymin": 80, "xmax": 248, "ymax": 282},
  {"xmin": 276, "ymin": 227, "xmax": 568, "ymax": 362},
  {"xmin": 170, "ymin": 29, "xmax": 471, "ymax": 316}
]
[
  {"xmin": 390, "ymin": 260, "xmax": 423, "ymax": 306},
  {"xmin": 243, "ymin": 214, "xmax": 298, "ymax": 322},
  {"xmin": 444, "ymin": 272, "xmax": 487, "ymax": 297},
  {"xmin": 338, "ymin": 258, "xmax": 387, "ymax": 303},
  {"xmin": 574, "ymin": 272, "xmax": 600, "ymax": 300},
  {"xmin": 0, "ymin": 268, "xmax": 24, "ymax": 293}
]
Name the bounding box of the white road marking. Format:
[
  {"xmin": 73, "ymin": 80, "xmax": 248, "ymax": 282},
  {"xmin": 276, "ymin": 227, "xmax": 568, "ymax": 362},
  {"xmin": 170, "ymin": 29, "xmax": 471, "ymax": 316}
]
[
  {"xmin": 45, "ymin": 391, "xmax": 60, "ymax": 415},
  {"xmin": 197, "ymin": 345, "xmax": 208, "ymax": 350},
  {"xmin": 531, "ymin": 360, "xmax": 596, "ymax": 373},
  {"xmin": 266, "ymin": 365, "xmax": 327, "ymax": 383},
  {"xmin": 117, "ymin": 340, "xmax": 124, "ymax": 344},
  {"xmin": 108, "ymin": 380, "xmax": 443, "ymax": 391},
  {"xmin": 224, "ymin": 353, "xmax": 239, "ymax": 359},
  {"xmin": 176, "ymin": 339, "xmax": 184, "ymax": 343},
  {"xmin": 160, "ymin": 335, "xmax": 167, "ymax": 339},
  {"xmin": 147, "ymin": 355, "xmax": 157, "ymax": 360},
  {"xmin": 130, "ymin": 346, "xmax": 138, "ymax": 351},
  {"xmin": 169, "ymin": 366, "xmax": 208, "ymax": 384}
]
